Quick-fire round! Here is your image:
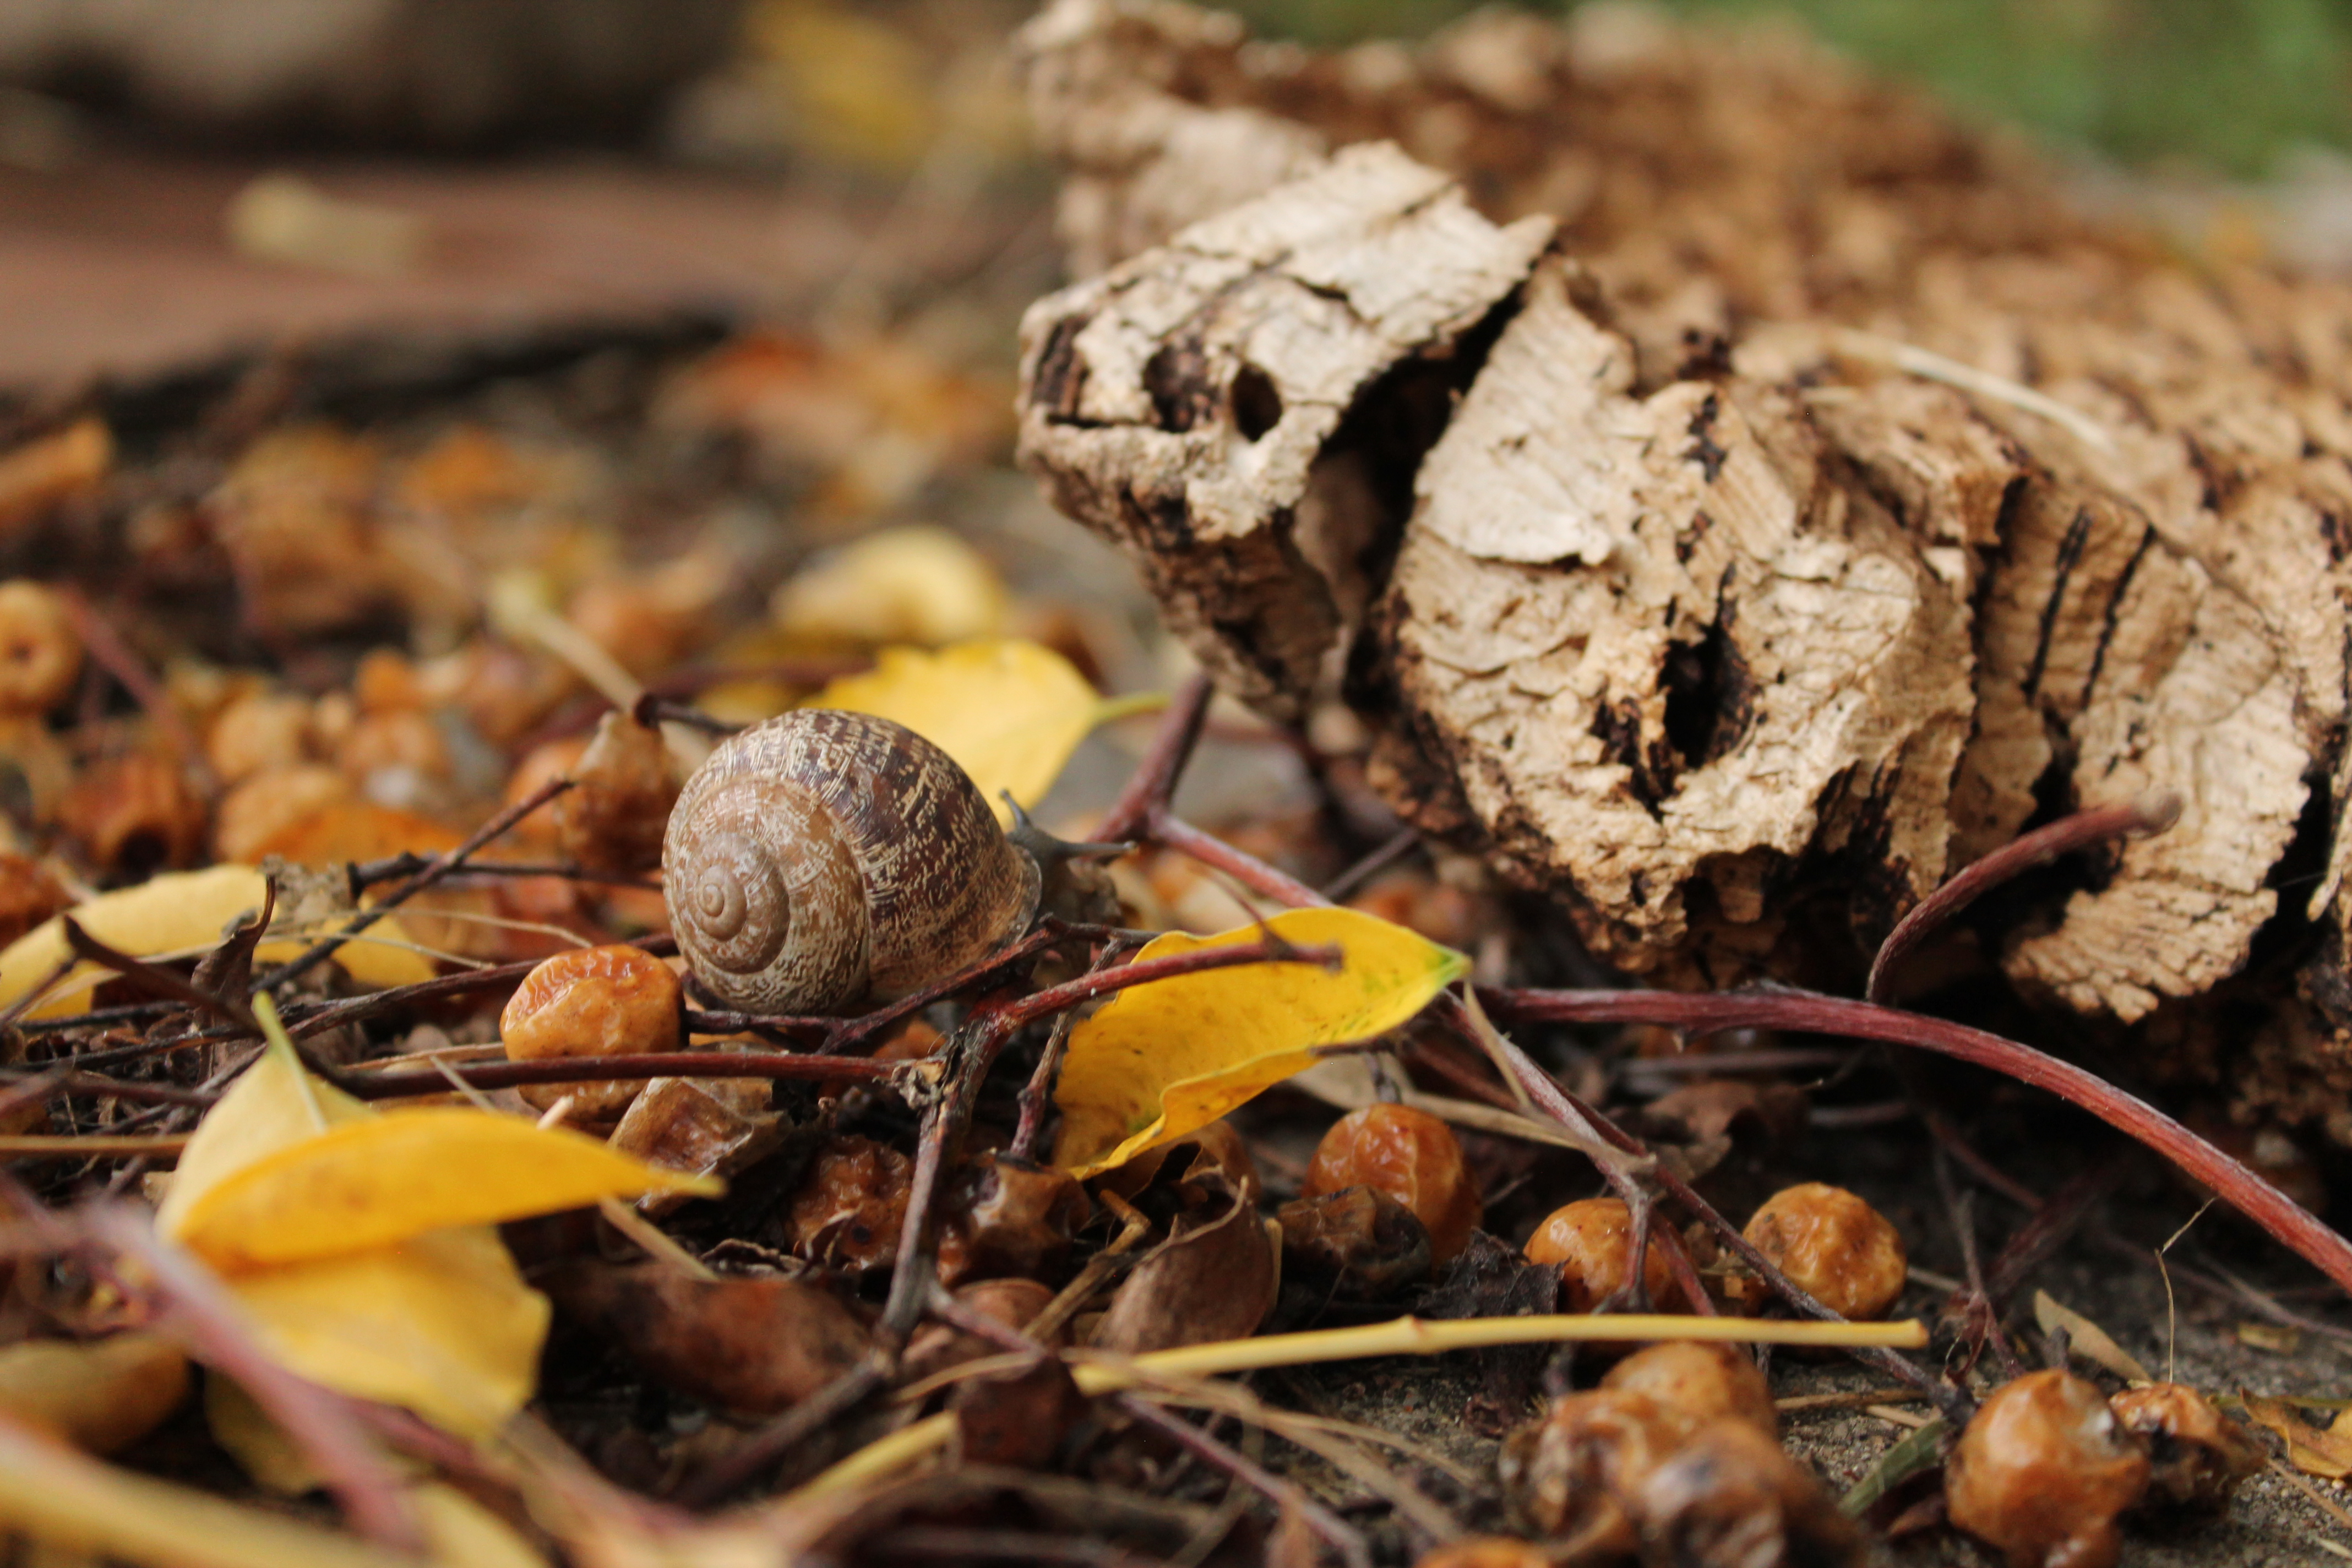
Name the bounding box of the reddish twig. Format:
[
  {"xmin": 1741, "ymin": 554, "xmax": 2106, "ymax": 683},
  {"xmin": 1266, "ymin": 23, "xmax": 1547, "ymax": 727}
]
[
  {"xmin": 1482, "ymin": 984, "xmax": 2352, "ymax": 1301},
  {"xmin": 1866, "ymin": 795, "xmax": 2179, "ymax": 1004},
  {"xmin": 344, "ymin": 1050, "xmax": 910, "ymax": 1101},
  {"xmin": 1096, "ymin": 673, "xmax": 1211, "ymax": 843},
  {"xmin": 1152, "ymin": 815, "xmax": 1326, "ymax": 910}
]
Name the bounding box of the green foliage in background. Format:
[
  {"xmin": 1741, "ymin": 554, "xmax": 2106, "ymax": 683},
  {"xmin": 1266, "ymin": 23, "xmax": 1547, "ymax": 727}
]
[{"xmin": 1228, "ymin": 0, "xmax": 2352, "ymax": 175}]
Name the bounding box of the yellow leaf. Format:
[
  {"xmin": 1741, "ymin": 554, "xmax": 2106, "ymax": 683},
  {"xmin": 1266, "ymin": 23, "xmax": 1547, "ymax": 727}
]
[
  {"xmin": 815, "ymin": 639, "xmax": 1133, "ymax": 821},
  {"xmin": 167, "ymin": 1109, "xmax": 722, "ymax": 1270},
  {"xmin": 1053, "ymin": 908, "xmax": 1467, "ymax": 1178},
  {"xmin": 156, "ymin": 1051, "xmax": 551, "ymax": 1438},
  {"xmin": 227, "ymin": 1227, "xmax": 548, "ymax": 1440},
  {"xmin": 0, "ymin": 865, "xmax": 431, "ymax": 1020},
  {"xmin": 770, "ymin": 524, "xmax": 1008, "ymax": 646}
]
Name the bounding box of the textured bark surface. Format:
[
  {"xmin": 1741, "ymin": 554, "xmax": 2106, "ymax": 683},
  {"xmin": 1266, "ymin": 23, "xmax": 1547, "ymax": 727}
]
[{"xmin": 1012, "ymin": 0, "xmax": 2352, "ymax": 1130}]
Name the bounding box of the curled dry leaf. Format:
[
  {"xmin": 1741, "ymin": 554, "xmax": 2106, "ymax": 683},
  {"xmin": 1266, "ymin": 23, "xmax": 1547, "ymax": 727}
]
[
  {"xmin": 609, "ymin": 1076, "xmax": 780, "ymax": 1218},
  {"xmin": 1052, "ymin": 906, "xmax": 1467, "ymax": 1177},
  {"xmin": 937, "ymin": 1155, "xmax": 1091, "ymax": 1288},
  {"xmin": 0, "ymin": 864, "xmax": 429, "ymax": 1020},
  {"xmin": 2240, "ymin": 1392, "xmax": 2352, "ymax": 1481},
  {"xmin": 1088, "ymin": 1162, "xmax": 1278, "ymax": 1355},
  {"xmin": 0, "ymin": 1334, "xmax": 189, "ymax": 1456},
  {"xmin": 811, "ymin": 637, "xmax": 1119, "ymax": 824},
  {"xmin": 542, "ymin": 1261, "xmax": 869, "ymax": 1416}
]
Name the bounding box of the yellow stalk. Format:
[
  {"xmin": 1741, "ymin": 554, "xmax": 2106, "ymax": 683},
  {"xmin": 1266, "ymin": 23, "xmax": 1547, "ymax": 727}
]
[{"xmin": 776, "ymin": 1311, "xmax": 1927, "ymax": 1507}]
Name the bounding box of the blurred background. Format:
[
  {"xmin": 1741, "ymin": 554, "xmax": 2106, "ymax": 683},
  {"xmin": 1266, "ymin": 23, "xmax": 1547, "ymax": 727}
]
[{"xmin": 6, "ymin": 0, "xmax": 2352, "ymax": 389}]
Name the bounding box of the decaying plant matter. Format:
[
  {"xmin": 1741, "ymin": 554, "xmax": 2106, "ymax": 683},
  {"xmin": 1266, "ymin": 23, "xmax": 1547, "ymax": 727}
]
[{"xmin": 1014, "ymin": 0, "xmax": 2352, "ymax": 1132}]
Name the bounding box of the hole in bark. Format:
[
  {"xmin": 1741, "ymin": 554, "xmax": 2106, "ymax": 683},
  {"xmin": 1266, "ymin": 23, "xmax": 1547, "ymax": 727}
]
[
  {"xmin": 1143, "ymin": 339, "xmax": 1219, "ymax": 432},
  {"xmin": 1661, "ymin": 616, "xmax": 1747, "ymax": 769},
  {"xmin": 1232, "ymin": 366, "xmax": 1282, "ymax": 440}
]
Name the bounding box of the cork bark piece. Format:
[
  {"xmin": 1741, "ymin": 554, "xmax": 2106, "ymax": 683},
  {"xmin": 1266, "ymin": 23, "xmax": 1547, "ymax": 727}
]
[{"xmin": 1014, "ymin": 0, "xmax": 2352, "ymax": 1124}]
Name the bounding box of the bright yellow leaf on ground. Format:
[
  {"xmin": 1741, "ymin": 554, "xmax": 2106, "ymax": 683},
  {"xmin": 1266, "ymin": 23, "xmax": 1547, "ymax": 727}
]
[
  {"xmin": 1052, "ymin": 907, "xmax": 1467, "ymax": 1178},
  {"xmin": 815, "ymin": 638, "xmax": 1148, "ymax": 821},
  {"xmin": 0, "ymin": 865, "xmax": 431, "ymax": 1020},
  {"xmin": 226, "ymin": 1228, "xmax": 548, "ymax": 1441},
  {"xmin": 155, "ymin": 1049, "xmax": 561, "ymax": 1437},
  {"xmin": 168, "ymin": 1109, "xmax": 722, "ymax": 1271}
]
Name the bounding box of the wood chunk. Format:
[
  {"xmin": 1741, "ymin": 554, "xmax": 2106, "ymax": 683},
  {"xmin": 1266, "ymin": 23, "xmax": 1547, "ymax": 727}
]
[{"xmin": 1015, "ymin": 0, "xmax": 2352, "ymax": 1124}]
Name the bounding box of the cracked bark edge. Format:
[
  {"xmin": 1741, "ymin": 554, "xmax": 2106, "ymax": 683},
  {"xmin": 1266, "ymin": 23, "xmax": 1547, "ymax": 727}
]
[{"xmin": 1015, "ymin": 140, "xmax": 1553, "ymax": 719}]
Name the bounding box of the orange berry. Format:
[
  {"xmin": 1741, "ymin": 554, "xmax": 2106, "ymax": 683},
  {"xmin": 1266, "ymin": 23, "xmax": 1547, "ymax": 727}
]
[
  {"xmin": 1733, "ymin": 1183, "xmax": 1906, "ymax": 1320},
  {"xmin": 1946, "ymin": 1370, "xmax": 2149, "ymax": 1568},
  {"xmin": 1302, "ymin": 1103, "xmax": 1482, "ymax": 1261},
  {"xmin": 499, "ymin": 945, "xmax": 683, "ymax": 1118},
  {"xmin": 1525, "ymin": 1197, "xmax": 1680, "ymax": 1313}
]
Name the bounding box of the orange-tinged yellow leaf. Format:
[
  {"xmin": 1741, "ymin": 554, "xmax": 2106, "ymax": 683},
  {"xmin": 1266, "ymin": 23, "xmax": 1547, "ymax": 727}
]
[
  {"xmin": 1053, "ymin": 908, "xmax": 1467, "ymax": 1178},
  {"xmin": 154, "ymin": 1048, "xmax": 370, "ymax": 1239},
  {"xmin": 214, "ymin": 1226, "xmax": 547, "ymax": 1440},
  {"xmin": 167, "ymin": 1109, "xmax": 722, "ymax": 1270},
  {"xmin": 0, "ymin": 865, "xmax": 430, "ymax": 1020},
  {"xmin": 2245, "ymin": 1393, "xmax": 2352, "ymax": 1479},
  {"xmin": 815, "ymin": 639, "xmax": 1139, "ymax": 822}
]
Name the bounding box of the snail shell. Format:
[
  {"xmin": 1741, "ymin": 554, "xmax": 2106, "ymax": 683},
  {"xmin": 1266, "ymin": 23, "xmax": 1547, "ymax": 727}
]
[{"xmin": 662, "ymin": 709, "xmax": 1041, "ymax": 1015}]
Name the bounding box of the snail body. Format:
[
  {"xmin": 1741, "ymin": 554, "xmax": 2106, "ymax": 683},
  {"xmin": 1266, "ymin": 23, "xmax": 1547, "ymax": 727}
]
[{"xmin": 662, "ymin": 710, "xmax": 1041, "ymax": 1015}]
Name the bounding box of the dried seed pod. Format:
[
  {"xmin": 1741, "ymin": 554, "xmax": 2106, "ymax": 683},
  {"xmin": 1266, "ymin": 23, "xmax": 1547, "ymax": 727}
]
[
  {"xmin": 57, "ymin": 753, "xmax": 205, "ymax": 876},
  {"xmin": 1634, "ymin": 1417, "xmax": 1864, "ymax": 1568},
  {"xmin": 608, "ymin": 1076, "xmax": 779, "ymax": 1218},
  {"xmin": 781, "ymin": 1134, "xmax": 913, "ymax": 1274},
  {"xmin": 1946, "ymin": 1370, "xmax": 2150, "ymax": 1568},
  {"xmin": 499, "ymin": 945, "xmax": 683, "ymax": 1118},
  {"xmin": 1278, "ymin": 1184, "xmax": 1434, "ymax": 1299},
  {"xmin": 1411, "ymin": 1540, "xmax": 1553, "ymax": 1568},
  {"xmin": 502, "ymin": 735, "xmax": 591, "ymax": 850},
  {"xmin": 212, "ymin": 763, "xmax": 350, "ymax": 863},
  {"xmin": 1602, "ymin": 1342, "xmax": 1777, "ymax": 1436},
  {"xmin": 204, "ymin": 691, "xmax": 313, "ymax": 784},
  {"xmin": 951, "ymin": 1353, "xmax": 1088, "ymax": 1469},
  {"xmin": 542, "ymin": 1261, "xmax": 868, "ymax": 1415},
  {"xmin": 1524, "ymin": 1197, "xmax": 1681, "ymax": 1313},
  {"xmin": 1729, "ymin": 1183, "xmax": 1907, "ymax": 1320},
  {"xmin": 2108, "ymin": 1382, "xmax": 2263, "ymax": 1514},
  {"xmin": 1302, "ymin": 1103, "xmax": 1482, "ymax": 1262},
  {"xmin": 1091, "ymin": 1154, "xmax": 1277, "ymax": 1354},
  {"xmin": 0, "ymin": 581, "xmax": 81, "ymax": 715},
  {"xmin": 936, "ymin": 1153, "xmax": 1091, "ymax": 1287},
  {"xmin": 1499, "ymin": 1388, "xmax": 1695, "ymax": 1554},
  {"xmin": 0, "ymin": 853, "xmax": 68, "ymax": 948},
  {"xmin": 662, "ymin": 709, "xmax": 1041, "ymax": 1015}
]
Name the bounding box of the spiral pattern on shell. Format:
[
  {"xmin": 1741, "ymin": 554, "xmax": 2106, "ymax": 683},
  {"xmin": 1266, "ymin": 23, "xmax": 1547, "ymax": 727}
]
[{"xmin": 662, "ymin": 710, "xmax": 1041, "ymax": 1015}]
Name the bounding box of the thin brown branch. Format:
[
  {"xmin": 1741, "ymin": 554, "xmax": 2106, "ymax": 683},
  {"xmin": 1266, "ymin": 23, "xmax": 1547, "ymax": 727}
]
[
  {"xmin": 342, "ymin": 1049, "xmax": 910, "ymax": 1101},
  {"xmin": 1866, "ymin": 794, "xmax": 2179, "ymax": 1004},
  {"xmin": 1096, "ymin": 673, "xmax": 1211, "ymax": 843}
]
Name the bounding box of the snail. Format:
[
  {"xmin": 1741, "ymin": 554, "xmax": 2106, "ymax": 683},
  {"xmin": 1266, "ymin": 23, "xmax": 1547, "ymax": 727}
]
[{"xmin": 663, "ymin": 708, "xmax": 1093, "ymax": 1015}]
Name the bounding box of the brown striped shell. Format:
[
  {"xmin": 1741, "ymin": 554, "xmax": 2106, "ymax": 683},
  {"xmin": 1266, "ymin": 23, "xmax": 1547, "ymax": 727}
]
[{"xmin": 661, "ymin": 710, "xmax": 1041, "ymax": 1015}]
